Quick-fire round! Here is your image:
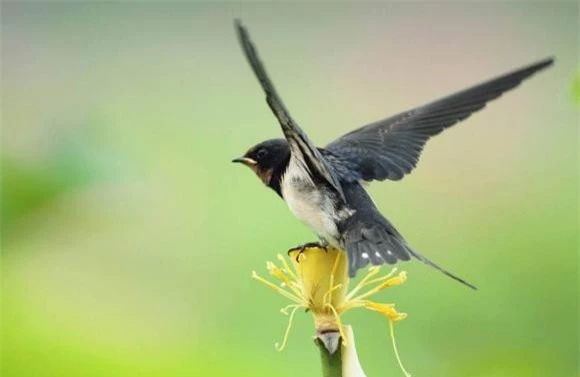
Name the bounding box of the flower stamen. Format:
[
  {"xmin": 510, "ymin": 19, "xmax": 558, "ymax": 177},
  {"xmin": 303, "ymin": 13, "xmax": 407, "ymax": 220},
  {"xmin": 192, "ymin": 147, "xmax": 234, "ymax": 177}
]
[
  {"xmin": 363, "ymin": 267, "xmax": 399, "ymax": 287},
  {"xmin": 252, "ymin": 271, "xmax": 304, "ymax": 304},
  {"xmin": 345, "ymin": 266, "xmax": 382, "ymax": 300},
  {"xmin": 323, "ymin": 283, "xmax": 343, "ymax": 307},
  {"xmin": 326, "ymin": 303, "xmax": 347, "ymax": 346},
  {"xmin": 266, "ymin": 262, "xmax": 304, "ymax": 298},
  {"xmin": 389, "ymin": 319, "xmax": 411, "ymax": 377},
  {"xmin": 275, "ymin": 304, "xmax": 301, "ymax": 351},
  {"xmin": 280, "ymin": 303, "xmax": 301, "ymax": 315},
  {"xmin": 351, "ymin": 271, "xmax": 407, "ymax": 301},
  {"xmin": 325, "ymin": 251, "xmax": 343, "ymax": 306},
  {"xmin": 253, "ymin": 246, "xmax": 410, "ymax": 375},
  {"xmin": 277, "ymin": 254, "xmax": 299, "ymax": 282}
]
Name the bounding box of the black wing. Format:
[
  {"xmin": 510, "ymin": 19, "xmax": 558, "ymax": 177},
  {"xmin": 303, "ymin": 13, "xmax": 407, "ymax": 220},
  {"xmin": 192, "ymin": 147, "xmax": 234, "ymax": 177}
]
[
  {"xmin": 325, "ymin": 58, "xmax": 554, "ymax": 182},
  {"xmin": 235, "ymin": 20, "xmax": 346, "ymax": 201}
]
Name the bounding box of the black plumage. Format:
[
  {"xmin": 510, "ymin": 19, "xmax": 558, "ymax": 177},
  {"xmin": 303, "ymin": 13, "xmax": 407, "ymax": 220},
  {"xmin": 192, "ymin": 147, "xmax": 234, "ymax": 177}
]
[
  {"xmin": 235, "ymin": 20, "xmax": 346, "ymax": 202},
  {"xmin": 325, "ymin": 58, "xmax": 553, "ymax": 182},
  {"xmin": 232, "ymin": 20, "xmax": 553, "ymax": 289}
]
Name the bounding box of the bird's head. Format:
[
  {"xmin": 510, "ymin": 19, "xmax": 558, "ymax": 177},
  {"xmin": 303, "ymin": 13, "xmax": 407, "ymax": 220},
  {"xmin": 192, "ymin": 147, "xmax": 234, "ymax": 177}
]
[{"xmin": 232, "ymin": 138, "xmax": 290, "ymax": 186}]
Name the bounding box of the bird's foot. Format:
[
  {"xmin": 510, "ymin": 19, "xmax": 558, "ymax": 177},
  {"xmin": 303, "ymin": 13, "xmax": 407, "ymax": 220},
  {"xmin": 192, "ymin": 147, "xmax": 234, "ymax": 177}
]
[{"xmin": 287, "ymin": 242, "xmax": 328, "ymax": 262}]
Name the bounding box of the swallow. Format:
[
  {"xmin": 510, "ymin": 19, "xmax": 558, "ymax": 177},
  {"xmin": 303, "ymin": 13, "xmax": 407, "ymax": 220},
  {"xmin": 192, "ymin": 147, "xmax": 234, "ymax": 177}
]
[{"xmin": 232, "ymin": 20, "xmax": 553, "ymax": 289}]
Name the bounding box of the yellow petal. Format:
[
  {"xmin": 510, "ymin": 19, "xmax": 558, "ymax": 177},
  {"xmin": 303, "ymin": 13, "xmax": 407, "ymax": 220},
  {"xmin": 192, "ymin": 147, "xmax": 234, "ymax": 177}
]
[
  {"xmin": 359, "ymin": 301, "xmax": 407, "ymax": 322},
  {"xmin": 289, "ymin": 246, "xmax": 349, "ymax": 314}
]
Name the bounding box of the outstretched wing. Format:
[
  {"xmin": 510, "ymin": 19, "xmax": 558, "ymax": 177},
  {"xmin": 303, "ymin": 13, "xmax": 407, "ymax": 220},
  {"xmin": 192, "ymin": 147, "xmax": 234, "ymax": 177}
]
[
  {"xmin": 235, "ymin": 20, "xmax": 346, "ymax": 201},
  {"xmin": 325, "ymin": 58, "xmax": 554, "ymax": 182}
]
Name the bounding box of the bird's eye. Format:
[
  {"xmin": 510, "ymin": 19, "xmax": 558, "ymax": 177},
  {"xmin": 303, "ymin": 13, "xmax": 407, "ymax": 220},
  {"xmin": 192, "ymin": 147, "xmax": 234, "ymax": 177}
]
[{"xmin": 256, "ymin": 149, "xmax": 267, "ymax": 160}]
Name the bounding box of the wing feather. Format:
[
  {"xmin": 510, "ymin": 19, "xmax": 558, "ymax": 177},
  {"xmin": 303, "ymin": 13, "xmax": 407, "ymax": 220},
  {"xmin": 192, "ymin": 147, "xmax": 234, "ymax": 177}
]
[
  {"xmin": 235, "ymin": 20, "xmax": 346, "ymax": 200},
  {"xmin": 325, "ymin": 58, "xmax": 554, "ymax": 182}
]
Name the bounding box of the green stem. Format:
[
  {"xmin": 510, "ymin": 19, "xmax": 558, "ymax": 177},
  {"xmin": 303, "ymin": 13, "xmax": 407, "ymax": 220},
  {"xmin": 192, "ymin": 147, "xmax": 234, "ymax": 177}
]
[{"xmin": 315, "ymin": 334, "xmax": 343, "ymax": 377}]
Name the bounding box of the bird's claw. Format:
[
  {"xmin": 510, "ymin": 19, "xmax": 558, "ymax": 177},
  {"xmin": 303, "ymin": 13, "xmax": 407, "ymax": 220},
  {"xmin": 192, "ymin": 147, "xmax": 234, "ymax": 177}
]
[{"xmin": 287, "ymin": 242, "xmax": 328, "ymax": 262}]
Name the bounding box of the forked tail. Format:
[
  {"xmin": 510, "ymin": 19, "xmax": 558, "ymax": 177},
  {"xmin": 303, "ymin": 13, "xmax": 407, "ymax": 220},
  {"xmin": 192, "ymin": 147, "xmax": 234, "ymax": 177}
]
[
  {"xmin": 344, "ymin": 222, "xmax": 477, "ymax": 290},
  {"xmin": 406, "ymin": 247, "xmax": 477, "ymax": 290}
]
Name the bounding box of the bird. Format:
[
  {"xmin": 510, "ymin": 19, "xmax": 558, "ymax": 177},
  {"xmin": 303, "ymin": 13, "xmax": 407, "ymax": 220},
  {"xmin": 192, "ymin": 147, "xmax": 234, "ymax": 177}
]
[{"xmin": 231, "ymin": 20, "xmax": 553, "ymax": 289}]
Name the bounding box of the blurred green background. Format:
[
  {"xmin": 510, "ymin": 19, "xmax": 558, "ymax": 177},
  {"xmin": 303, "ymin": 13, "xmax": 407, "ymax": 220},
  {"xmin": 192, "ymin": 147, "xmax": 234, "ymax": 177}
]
[{"xmin": 1, "ymin": 2, "xmax": 578, "ymax": 377}]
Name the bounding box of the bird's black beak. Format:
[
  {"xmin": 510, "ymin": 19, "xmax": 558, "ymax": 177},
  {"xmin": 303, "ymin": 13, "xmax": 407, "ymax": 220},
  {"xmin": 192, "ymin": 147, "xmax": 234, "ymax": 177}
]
[{"xmin": 232, "ymin": 157, "xmax": 257, "ymax": 166}]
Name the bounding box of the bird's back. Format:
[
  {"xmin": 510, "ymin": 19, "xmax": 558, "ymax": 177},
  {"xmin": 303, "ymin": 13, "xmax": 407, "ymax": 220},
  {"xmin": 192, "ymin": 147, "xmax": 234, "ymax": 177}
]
[{"xmin": 338, "ymin": 181, "xmax": 403, "ymax": 240}]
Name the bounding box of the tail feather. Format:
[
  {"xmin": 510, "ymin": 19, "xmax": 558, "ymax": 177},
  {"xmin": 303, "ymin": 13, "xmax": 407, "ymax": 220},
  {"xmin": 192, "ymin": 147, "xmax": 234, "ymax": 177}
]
[
  {"xmin": 407, "ymin": 247, "xmax": 477, "ymax": 290},
  {"xmin": 345, "ymin": 224, "xmax": 410, "ymax": 276},
  {"xmin": 344, "ymin": 223, "xmax": 476, "ymax": 290}
]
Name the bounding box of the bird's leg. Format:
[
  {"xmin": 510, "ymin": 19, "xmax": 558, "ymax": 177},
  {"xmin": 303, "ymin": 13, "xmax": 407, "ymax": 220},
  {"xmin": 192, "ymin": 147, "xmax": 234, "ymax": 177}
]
[
  {"xmin": 287, "ymin": 241, "xmax": 328, "ymax": 262},
  {"xmin": 319, "ymin": 239, "xmax": 330, "ymax": 251}
]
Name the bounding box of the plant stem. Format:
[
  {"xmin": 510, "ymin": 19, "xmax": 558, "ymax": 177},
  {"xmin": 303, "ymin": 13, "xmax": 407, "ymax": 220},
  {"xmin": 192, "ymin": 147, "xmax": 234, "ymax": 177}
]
[{"xmin": 315, "ymin": 333, "xmax": 343, "ymax": 377}]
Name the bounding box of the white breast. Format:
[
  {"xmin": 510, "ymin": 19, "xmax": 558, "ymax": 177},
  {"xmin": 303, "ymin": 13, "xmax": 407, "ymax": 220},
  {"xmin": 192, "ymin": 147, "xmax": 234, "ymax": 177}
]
[{"xmin": 280, "ymin": 158, "xmax": 346, "ymax": 246}]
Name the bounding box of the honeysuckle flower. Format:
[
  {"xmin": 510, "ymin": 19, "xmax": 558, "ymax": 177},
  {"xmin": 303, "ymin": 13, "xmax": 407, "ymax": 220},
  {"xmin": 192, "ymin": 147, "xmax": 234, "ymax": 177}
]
[{"xmin": 252, "ymin": 245, "xmax": 411, "ymax": 377}]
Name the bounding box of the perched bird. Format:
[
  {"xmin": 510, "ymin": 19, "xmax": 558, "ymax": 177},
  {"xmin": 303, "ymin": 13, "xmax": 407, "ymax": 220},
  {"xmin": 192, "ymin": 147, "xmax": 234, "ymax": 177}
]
[{"xmin": 232, "ymin": 20, "xmax": 553, "ymax": 289}]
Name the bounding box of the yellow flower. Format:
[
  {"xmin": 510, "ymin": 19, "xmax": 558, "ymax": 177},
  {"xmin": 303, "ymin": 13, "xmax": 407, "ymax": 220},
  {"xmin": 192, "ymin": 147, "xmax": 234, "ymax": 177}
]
[{"xmin": 252, "ymin": 245, "xmax": 410, "ymax": 376}]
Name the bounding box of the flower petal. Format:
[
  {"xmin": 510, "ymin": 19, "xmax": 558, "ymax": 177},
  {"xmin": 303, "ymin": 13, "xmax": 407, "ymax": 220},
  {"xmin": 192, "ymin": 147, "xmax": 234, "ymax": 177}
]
[
  {"xmin": 360, "ymin": 301, "xmax": 407, "ymax": 322},
  {"xmin": 290, "ymin": 246, "xmax": 349, "ymax": 313}
]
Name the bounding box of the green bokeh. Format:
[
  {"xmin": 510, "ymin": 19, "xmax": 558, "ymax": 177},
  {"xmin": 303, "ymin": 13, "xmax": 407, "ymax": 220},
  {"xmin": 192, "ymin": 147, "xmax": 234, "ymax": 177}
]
[{"xmin": 2, "ymin": 3, "xmax": 578, "ymax": 377}]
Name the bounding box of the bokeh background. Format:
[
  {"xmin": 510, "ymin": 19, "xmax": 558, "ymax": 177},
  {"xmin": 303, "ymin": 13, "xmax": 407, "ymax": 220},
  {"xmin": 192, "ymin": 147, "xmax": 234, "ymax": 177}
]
[{"xmin": 2, "ymin": 2, "xmax": 578, "ymax": 377}]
